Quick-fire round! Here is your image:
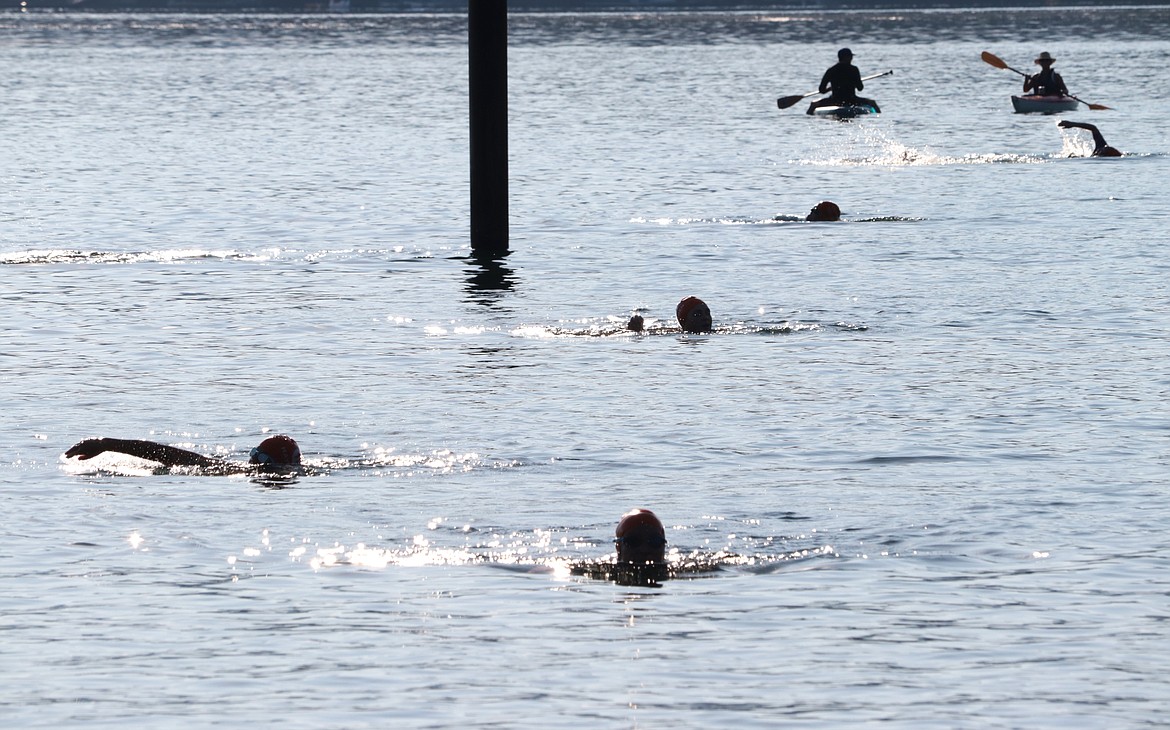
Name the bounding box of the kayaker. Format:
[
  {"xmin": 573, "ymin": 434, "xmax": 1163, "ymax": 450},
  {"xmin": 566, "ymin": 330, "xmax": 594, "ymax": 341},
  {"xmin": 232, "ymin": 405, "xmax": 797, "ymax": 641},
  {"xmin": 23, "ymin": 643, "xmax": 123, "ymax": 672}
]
[
  {"xmin": 1023, "ymin": 52, "xmax": 1069, "ymax": 97},
  {"xmin": 1058, "ymin": 120, "xmax": 1122, "ymax": 157},
  {"xmin": 64, "ymin": 434, "xmax": 306, "ymax": 474},
  {"xmin": 807, "ymin": 48, "xmax": 881, "ymax": 115}
]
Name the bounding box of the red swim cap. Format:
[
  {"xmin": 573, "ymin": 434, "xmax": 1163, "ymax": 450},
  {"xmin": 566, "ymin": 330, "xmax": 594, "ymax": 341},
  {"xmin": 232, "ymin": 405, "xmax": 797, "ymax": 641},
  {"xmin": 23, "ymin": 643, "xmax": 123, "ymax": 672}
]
[
  {"xmin": 615, "ymin": 508, "xmax": 667, "ymax": 565},
  {"xmin": 676, "ymin": 296, "xmax": 712, "ymax": 333},
  {"xmin": 807, "ymin": 201, "xmax": 841, "ymax": 222},
  {"xmin": 250, "ymin": 435, "xmax": 301, "ymax": 465},
  {"xmin": 616, "ymin": 508, "xmax": 665, "ymax": 539}
]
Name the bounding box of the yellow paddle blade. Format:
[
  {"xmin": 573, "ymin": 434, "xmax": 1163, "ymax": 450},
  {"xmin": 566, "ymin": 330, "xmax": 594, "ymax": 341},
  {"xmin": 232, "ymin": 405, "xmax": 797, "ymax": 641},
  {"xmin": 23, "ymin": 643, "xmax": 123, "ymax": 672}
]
[{"xmin": 981, "ymin": 51, "xmax": 1008, "ymax": 69}]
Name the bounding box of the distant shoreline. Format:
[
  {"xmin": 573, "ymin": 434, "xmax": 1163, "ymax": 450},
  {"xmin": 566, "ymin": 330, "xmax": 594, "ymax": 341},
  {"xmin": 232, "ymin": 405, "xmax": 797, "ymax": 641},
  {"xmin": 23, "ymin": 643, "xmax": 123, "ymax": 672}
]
[{"xmin": 6, "ymin": 0, "xmax": 1170, "ymax": 14}]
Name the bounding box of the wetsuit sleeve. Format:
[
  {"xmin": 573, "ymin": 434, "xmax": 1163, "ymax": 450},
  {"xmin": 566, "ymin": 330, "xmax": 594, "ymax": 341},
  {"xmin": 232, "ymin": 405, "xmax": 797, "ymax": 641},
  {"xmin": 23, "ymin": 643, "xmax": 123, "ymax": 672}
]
[
  {"xmin": 819, "ymin": 68, "xmax": 832, "ymax": 93},
  {"xmin": 100, "ymin": 438, "xmax": 222, "ymax": 467},
  {"xmin": 1089, "ymin": 126, "xmax": 1108, "ymax": 150}
]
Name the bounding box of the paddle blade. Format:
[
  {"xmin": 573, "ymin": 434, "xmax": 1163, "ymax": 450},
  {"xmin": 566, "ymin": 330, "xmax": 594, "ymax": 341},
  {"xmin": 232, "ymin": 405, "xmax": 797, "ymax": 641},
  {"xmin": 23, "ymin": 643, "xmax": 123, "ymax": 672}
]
[
  {"xmin": 1088, "ymin": 102, "xmax": 1111, "ymax": 111},
  {"xmin": 981, "ymin": 51, "xmax": 1008, "ymax": 69},
  {"xmin": 777, "ymin": 95, "xmax": 805, "ymax": 110}
]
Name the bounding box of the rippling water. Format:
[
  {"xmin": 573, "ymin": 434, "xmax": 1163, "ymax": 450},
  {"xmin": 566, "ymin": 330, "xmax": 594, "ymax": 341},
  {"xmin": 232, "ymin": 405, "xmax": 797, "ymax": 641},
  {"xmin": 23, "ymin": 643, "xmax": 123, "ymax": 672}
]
[{"xmin": 3, "ymin": 7, "xmax": 1170, "ymax": 727}]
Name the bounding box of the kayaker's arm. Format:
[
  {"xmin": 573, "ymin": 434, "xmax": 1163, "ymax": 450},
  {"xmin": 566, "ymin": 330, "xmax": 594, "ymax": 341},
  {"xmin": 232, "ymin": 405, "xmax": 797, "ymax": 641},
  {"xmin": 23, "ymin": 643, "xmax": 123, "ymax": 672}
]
[{"xmin": 818, "ymin": 68, "xmax": 831, "ymax": 94}]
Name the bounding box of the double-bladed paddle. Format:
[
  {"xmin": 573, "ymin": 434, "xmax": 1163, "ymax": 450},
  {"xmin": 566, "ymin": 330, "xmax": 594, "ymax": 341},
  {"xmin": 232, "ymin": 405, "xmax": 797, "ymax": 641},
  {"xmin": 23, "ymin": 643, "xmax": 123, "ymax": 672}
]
[
  {"xmin": 776, "ymin": 69, "xmax": 894, "ymax": 110},
  {"xmin": 980, "ymin": 51, "xmax": 1110, "ymax": 110}
]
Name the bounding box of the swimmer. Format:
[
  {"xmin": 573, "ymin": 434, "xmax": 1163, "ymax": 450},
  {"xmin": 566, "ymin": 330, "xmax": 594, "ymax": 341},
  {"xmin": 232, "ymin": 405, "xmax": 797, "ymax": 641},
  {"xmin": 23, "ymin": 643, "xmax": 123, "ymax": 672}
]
[
  {"xmin": 569, "ymin": 508, "xmax": 669, "ymax": 586},
  {"xmin": 806, "ymin": 200, "xmax": 841, "ymax": 222},
  {"xmin": 569, "ymin": 509, "xmax": 733, "ymax": 585},
  {"xmin": 627, "ymin": 314, "xmax": 645, "ymax": 332},
  {"xmin": 615, "ymin": 508, "xmax": 668, "ymax": 565},
  {"xmin": 64, "ymin": 434, "xmax": 304, "ymax": 475},
  {"xmin": 1058, "ymin": 120, "xmax": 1122, "ymax": 157},
  {"xmin": 676, "ymin": 296, "xmax": 712, "ymax": 333}
]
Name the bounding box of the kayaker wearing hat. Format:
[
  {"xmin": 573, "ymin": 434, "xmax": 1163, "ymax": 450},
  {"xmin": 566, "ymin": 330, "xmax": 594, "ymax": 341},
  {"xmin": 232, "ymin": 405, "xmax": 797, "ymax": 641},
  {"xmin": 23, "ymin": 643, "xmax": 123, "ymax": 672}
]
[
  {"xmin": 1058, "ymin": 120, "xmax": 1122, "ymax": 157},
  {"xmin": 64, "ymin": 434, "xmax": 305, "ymax": 474},
  {"xmin": 1023, "ymin": 51, "xmax": 1069, "ymax": 97},
  {"xmin": 807, "ymin": 48, "xmax": 881, "ymax": 115}
]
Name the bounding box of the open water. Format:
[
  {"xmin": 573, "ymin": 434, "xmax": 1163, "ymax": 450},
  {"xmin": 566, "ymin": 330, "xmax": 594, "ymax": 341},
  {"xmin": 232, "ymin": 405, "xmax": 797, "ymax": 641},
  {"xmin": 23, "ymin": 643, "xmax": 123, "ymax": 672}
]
[{"xmin": 2, "ymin": 5, "xmax": 1170, "ymax": 727}]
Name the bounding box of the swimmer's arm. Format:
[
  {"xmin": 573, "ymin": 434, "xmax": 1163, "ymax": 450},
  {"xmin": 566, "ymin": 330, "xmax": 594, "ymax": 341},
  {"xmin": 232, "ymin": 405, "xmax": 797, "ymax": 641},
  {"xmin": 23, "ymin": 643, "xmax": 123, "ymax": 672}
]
[
  {"xmin": 65, "ymin": 438, "xmax": 223, "ymax": 468},
  {"xmin": 1058, "ymin": 119, "xmax": 1108, "ymax": 148}
]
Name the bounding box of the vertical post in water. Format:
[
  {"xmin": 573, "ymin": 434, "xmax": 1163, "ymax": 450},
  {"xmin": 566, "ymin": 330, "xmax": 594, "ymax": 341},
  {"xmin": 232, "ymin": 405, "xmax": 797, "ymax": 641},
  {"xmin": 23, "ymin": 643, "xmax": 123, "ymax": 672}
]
[{"xmin": 469, "ymin": 0, "xmax": 508, "ymax": 255}]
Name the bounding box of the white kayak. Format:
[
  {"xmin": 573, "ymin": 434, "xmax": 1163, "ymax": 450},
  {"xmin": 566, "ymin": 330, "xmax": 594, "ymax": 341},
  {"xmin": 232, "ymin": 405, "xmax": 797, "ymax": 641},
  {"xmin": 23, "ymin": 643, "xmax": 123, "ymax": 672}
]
[{"xmin": 1011, "ymin": 94, "xmax": 1079, "ymax": 113}]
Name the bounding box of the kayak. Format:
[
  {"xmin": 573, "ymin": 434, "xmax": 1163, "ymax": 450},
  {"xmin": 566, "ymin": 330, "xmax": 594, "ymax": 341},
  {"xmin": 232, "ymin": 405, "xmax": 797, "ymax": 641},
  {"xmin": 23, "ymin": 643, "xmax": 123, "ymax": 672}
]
[
  {"xmin": 1011, "ymin": 94, "xmax": 1079, "ymax": 114},
  {"xmin": 812, "ymin": 102, "xmax": 879, "ymax": 119}
]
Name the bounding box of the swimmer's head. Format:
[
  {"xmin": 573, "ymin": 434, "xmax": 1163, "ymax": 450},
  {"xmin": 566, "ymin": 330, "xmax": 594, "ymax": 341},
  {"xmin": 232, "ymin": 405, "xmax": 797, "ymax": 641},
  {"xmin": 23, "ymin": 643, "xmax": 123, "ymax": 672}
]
[
  {"xmin": 250, "ymin": 435, "xmax": 301, "ymax": 466},
  {"xmin": 838, "ymin": 48, "xmax": 853, "ymax": 61},
  {"xmin": 627, "ymin": 314, "xmax": 645, "ymax": 333},
  {"xmin": 806, "ymin": 201, "xmax": 841, "ymax": 222},
  {"xmin": 1097, "ymin": 146, "xmax": 1122, "ymax": 158},
  {"xmin": 615, "ymin": 508, "xmax": 667, "ymax": 565},
  {"xmin": 676, "ymin": 296, "xmax": 712, "ymax": 333}
]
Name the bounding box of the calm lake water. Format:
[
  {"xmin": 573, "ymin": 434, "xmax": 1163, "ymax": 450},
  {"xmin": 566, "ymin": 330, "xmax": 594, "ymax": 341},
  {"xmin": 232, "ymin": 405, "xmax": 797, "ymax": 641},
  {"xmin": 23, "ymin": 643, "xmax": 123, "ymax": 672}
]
[{"xmin": 3, "ymin": 6, "xmax": 1170, "ymax": 727}]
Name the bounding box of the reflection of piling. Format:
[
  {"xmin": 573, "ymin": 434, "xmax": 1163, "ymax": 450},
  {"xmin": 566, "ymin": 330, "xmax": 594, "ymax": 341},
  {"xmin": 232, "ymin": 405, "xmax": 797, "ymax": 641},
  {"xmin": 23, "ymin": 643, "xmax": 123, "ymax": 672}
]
[{"xmin": 469, "ymin": 0, "xmax": 508, "ymax": 255}]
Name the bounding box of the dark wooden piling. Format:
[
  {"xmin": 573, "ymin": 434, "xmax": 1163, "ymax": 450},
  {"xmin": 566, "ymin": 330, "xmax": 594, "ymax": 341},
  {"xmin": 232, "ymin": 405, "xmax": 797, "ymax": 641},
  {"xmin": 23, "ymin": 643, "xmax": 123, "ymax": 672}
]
[{"xmin": 469, "ymin": 0, "xmax": 508, "ymax": 255}]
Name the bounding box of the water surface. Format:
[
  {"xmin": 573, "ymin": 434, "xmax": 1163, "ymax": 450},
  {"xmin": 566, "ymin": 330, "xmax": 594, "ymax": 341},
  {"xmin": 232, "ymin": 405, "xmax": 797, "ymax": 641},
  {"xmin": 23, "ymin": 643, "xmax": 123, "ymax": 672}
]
[{"xmin": 2, "ymin": 7, "xmax": 1170, "ymax": 727}]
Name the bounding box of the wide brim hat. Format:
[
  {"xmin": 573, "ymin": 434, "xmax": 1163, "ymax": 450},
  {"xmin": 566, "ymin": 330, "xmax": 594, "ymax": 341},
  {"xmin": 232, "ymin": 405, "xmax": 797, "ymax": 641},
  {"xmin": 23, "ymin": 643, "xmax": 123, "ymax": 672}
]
[{"xmin": 1035, "ymin": 51, "xmax": 1055, "ymax": 64}]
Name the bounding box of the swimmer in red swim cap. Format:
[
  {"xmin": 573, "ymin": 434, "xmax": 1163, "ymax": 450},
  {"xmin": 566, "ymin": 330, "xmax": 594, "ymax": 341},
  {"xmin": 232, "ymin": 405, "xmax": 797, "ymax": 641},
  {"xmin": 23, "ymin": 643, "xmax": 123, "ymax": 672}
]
[
  {"xmin": 806, "ymin": 200, "xmax": 841, "ymax": 222},
  {"xmin": 250, "ymin": 435, "xmax": 302, "ymax": 466},
  {"xmin": 676, "ymin": 296, "xmax": 712, "ymax": 333},
  {"xmin": 615, "ymin": 508, "xmax": 668, "ymax": 565},
  {"xmin": 65, "ymin": 434, "xmax": 303, "ymax": 474}
]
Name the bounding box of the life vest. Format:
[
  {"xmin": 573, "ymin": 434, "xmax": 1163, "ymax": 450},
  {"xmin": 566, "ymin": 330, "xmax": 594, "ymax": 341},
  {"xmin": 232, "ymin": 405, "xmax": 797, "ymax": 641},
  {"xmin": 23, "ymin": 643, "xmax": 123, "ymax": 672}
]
[{"xmin": 1031, "ymin": 69, "xmax": 1065, "ymax": 96}]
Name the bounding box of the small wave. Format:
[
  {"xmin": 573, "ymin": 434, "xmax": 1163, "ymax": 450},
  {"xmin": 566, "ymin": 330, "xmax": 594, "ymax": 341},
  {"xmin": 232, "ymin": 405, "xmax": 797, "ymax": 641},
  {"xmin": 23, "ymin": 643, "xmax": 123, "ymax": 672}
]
[
  {"xmin": 60, "ymin": 452, "xmax": 163, "ymax": 477},
  {"xmin": 511, "ymin": 317, "xmax": 647, "ymax": 338},
  {"xmin": 0, "ymin": 247, "xmax": 440, "ymax": 266},
  {"xmin": 855, "ymin": 454, "xmax": 969, "ymax": 465},
  {"xmin": 633, "ymin": 214, "xmax": 923, "ymax": 226},
  {"xmin": 853, "ymin": 216, "xmax": 927, "ymax": 223},
  {"xmin": 793, "ymin": 127, "xmax": 1046, "ymax": 167},
  {"xmin": 61, "ymin": 447, "xmax": 516, "ymax": 480},
  {"xmin": 0, "ymin": 249, "xmax": 251, "ymax": 266},
  {"xmin": 512, "ymin": 319, "xmax": 863, "ymax": 338},
  {"xmin": 629, "ymin": 216, "xmax": 780, "ymax": 226},
  {"xmin": 292, "ymin": 542, "xmax": 839, "ymax": 582},
  {"xmin": 799, "ymin": 149, "xmax": 1044, "ymax": 167},
  {"xmin": 354, "ymin": 448, "xmax": 519, "ymax": 477}
]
